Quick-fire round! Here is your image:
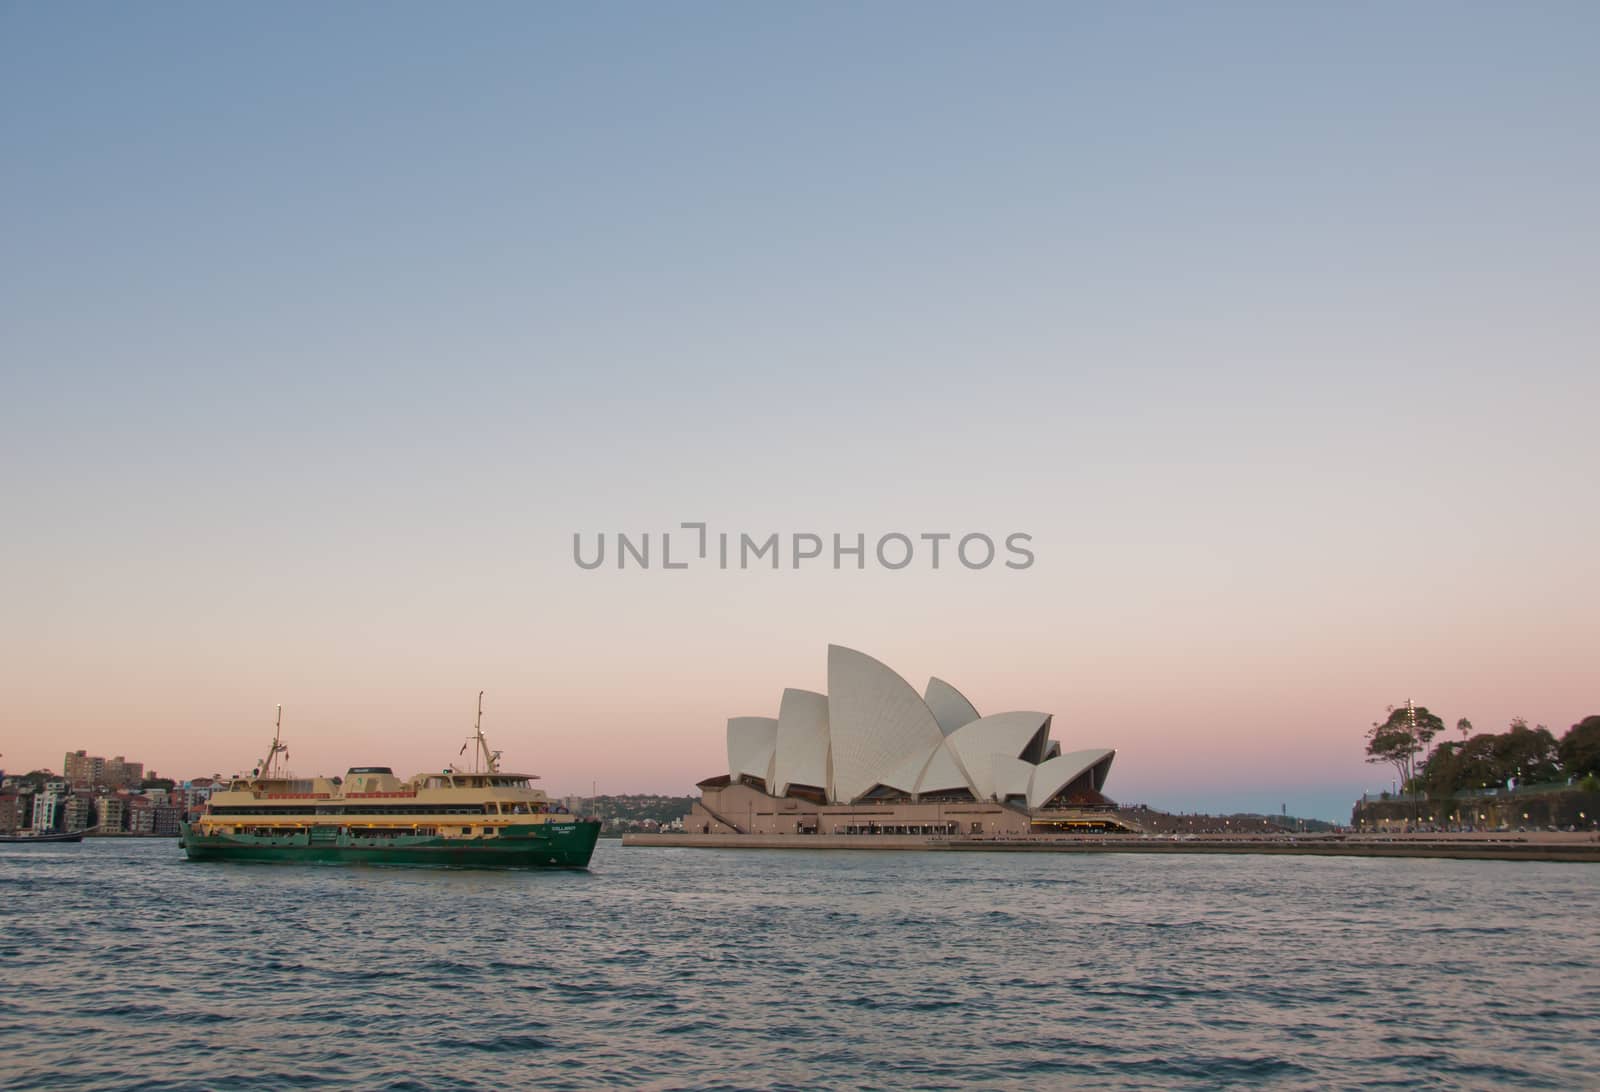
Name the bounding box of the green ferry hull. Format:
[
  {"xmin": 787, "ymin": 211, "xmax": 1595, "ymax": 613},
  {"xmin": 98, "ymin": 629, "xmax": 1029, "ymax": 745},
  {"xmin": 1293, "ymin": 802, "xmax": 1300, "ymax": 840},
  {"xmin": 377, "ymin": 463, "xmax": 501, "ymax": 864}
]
[{"xmin": 179, "ymin": 820, "xmax": 601, "ymax": 869}]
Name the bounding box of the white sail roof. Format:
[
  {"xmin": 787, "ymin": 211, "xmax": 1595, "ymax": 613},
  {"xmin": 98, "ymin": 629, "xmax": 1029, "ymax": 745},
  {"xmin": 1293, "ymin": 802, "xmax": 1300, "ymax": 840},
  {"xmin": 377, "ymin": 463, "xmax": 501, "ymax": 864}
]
[
  {"xmin": 947, "ymin": 712, "xmax": 1052, "ymax": 799},
  {"xmin": 726, "ymin": 716, "xmax": 778, "ymax": 787},
  {"xmin": 989, "ymin": 754, "xmax": 1036, "ymax": 801},
  {"xmin": 827, "ymin": 644, "xmax": 946, "ymax": 804},
  {"xmin": 713, "ymin": 646, "xmax": 1116, "ymax": 808},
  {"xmin": 915, "ymin": 741, "xmax": 977, "ymax": 796},
  {"xmin": 1027, "ymin": 749, "xmax": 1115, "ymax": 809},
  {"xmin": 772, "ymin": 688, "xmax": 829, "ymax": 796},
  {"xmin": 878, "ymin": 746, "xmax": 936, "ymax": 796},
  {"xmin": 924, "ymin": 677, "xmax": 980, "ymax": 736}
]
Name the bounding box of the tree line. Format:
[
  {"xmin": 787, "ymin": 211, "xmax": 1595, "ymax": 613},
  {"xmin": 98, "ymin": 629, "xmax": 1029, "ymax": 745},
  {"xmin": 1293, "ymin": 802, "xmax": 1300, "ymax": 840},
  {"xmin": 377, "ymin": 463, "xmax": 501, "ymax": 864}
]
[{"xmin": 1365, "ymin": 708, "xmax": 1600, "ymax": 798}]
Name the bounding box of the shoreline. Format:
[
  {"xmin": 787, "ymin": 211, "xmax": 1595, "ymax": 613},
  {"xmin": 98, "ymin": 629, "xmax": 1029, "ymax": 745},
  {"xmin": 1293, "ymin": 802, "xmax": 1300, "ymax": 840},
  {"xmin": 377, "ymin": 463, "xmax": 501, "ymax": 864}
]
[{"xmin": 623, "ymin": 832, "xmax": 1600, "ymax": 862}]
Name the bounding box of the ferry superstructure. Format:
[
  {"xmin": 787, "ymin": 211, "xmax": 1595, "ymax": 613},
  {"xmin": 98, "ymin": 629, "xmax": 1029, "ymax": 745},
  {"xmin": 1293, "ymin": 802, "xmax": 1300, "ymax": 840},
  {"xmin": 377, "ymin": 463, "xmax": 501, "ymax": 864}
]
[{"xmin": 179, "ymin": 696, "xmax": 600, "ymax": 868}]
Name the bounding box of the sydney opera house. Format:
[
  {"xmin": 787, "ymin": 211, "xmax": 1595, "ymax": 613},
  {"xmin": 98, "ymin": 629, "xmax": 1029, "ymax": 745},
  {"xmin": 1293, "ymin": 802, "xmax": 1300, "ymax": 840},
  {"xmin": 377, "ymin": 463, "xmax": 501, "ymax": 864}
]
[{"xmin": 691, "ymin": 645, "xmax": 1132, "ymax": 837}]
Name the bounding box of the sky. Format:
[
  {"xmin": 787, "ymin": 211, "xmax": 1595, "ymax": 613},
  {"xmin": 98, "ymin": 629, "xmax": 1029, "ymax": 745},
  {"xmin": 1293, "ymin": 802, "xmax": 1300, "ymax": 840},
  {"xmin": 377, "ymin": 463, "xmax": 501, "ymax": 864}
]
[{"xmin": 2, "ymin": 3, "xmax": 1596, "ymax": 821}]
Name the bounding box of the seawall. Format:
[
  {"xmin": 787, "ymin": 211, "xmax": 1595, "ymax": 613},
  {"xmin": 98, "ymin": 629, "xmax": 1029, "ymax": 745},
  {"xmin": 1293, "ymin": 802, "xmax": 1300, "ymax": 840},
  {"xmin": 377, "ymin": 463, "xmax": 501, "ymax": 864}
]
[{"xmin": 623, "ymin": 832, "xmax": 1600, "ymax": 862}]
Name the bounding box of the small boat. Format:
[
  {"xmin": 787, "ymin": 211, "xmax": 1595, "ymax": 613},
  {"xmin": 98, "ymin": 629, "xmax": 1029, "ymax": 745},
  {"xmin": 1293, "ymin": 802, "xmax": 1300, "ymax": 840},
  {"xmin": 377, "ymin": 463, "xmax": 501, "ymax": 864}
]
[
  {"xmin": 0, "ymin": 829, "xmax": 88, "ymax": 844},
  {"xmin": 180, "ymin": 696, "xmax": 601, "ymax": 868}
]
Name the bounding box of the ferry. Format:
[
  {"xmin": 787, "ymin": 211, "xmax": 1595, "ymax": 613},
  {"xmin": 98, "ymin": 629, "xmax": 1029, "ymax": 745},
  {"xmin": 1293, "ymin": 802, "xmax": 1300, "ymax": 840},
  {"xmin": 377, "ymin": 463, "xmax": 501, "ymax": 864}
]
[
  {"xmin": 0, "ymin": 830, "xmax": 89, "ymax": 844},
  {"xmin": 179, "ymin": 696, "xmax": 601, "ymax": 868}
]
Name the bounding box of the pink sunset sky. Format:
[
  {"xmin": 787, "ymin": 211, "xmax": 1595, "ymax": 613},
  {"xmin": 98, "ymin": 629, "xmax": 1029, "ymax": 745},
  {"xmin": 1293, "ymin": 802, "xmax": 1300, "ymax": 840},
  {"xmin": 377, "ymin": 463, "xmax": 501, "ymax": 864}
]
[{"xmin": 3, "ymin": 6, "xmax": 1596, "ymax": 820}]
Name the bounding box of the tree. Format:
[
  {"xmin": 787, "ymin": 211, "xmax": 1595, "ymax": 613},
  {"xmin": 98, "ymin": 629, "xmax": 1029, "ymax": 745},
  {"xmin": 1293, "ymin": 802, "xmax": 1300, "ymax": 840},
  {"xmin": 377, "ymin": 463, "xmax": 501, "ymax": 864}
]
[
  {"xmin": 1456, "ymin": 717, "xmax": 1472, "ymax": 742},
  {"xmin": 1366, "ymin": 702, "xmax": 1444, "ymax": 820},
  {"xmin": 1558, "ymin": 715, "xmax": 1600, "ymax": 779},
  {"xmin": 1453, "ymin": 734, "xmax": 1505, "ymax": 790},
  {"xmin": 1417, "ymin": 740, "xmax": 1464, "ymax": 796},
  {"xmin": 1493, "ymin": 721, "xmax": 1561, "ymax": 787}
]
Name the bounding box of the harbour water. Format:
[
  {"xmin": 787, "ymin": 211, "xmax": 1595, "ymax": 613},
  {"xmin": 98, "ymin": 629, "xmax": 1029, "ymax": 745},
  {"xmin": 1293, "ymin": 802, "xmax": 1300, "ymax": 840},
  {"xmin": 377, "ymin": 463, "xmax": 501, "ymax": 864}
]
[{"xmin": 2, "ymin": 839, "xmax": 1596, "ymax": 1090}]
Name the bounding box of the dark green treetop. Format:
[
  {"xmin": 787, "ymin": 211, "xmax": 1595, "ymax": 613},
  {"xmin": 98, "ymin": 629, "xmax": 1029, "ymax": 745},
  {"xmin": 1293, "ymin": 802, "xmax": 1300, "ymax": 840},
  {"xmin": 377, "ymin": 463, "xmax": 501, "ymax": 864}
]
[{"xmin": 1559, "ymin": 715, "xmax": 1600, "ymax": 779}]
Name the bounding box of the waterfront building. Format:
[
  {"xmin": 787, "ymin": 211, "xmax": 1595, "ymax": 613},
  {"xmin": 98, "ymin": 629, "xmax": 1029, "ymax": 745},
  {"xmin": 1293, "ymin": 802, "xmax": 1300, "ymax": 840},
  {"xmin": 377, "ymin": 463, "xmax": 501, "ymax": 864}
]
[
  {"xmin": 64, "ymin": 750, "xmax": 104, "ymax": 788},
  {"xmin": 62, "ymin": 751, "xmax": 147, "ymax": 790},
  {"xmin": 127, "ymin": 796, "xmax": 155, "ymax": 835},
  {"xmin": 179, "ymin": 778, "xmax": 220, "ymax": 818},
  {"xmin": 152, "ymin": 804, "xmax": 181, "ymax": 837},
  {"xmin": 105, "ymin": 757, "xmax": 144, "ymax": 789},
  {"xmin": 97, "ymin": 794, "xmax": 128, "ymax": 834},
  {"xmin": 32, "ymin": 790, "xmax": 64, "ymax": 833},
  {"xmin": 13, "ymin": 787, "xmax": 36, "ymax": 829},
  {"xmin": 63, "ymin": 793, "xmax": 94, "ymax": 832},
  {"xmin": 691, "ymin": 645, "xmax": 1129, "ymax": 837},
  {"xmin": 0, "ymin": 793, "xmax": 24, "ymax": 833}
]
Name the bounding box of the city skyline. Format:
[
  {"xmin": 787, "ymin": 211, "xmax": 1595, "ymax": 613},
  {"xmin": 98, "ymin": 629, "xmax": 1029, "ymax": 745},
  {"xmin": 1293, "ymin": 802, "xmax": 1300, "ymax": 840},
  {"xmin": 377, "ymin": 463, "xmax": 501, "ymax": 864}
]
[{"xmin": 4, "ymin": 5, "xmax": 1596, "ymax": 823}]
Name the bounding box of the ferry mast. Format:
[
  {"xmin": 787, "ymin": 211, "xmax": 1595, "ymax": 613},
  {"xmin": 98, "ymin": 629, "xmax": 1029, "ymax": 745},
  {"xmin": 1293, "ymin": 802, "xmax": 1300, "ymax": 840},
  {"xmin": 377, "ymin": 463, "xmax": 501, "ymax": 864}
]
[
  {"xmin": 256, "ymin": 705, "xmax": 288, "ymax": 780},
  {"xmin": 462, "ymin": 691, "xmax": 501, "ymax": 774}
]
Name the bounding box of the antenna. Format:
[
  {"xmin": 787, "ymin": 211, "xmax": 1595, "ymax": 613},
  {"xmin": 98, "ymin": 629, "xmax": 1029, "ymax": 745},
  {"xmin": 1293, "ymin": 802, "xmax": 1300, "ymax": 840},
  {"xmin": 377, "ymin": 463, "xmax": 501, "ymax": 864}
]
[
  {"xmin": 257, "ymin": 705, "xmax": 288, "ymax": 781},
  {"xmin": 464, "ymin": 690, "xmax": 499, "ymax": 774}
]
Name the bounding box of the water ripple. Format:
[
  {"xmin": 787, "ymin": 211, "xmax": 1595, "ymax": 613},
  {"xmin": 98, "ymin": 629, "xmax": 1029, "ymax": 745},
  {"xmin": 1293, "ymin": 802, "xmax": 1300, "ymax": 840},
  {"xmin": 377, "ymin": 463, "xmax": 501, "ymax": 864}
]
[{"xmin": 1, "ymin": 841, "xmax": 1597, "ymax": 1089}]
